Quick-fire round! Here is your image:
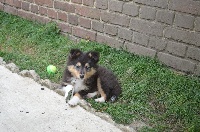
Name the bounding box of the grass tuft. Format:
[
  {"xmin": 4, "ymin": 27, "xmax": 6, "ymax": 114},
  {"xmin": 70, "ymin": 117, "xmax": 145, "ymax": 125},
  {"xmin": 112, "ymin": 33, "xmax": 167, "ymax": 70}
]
[{"xmin": 1, "ymin": 11, "xmax": 200, "ymax": 131}]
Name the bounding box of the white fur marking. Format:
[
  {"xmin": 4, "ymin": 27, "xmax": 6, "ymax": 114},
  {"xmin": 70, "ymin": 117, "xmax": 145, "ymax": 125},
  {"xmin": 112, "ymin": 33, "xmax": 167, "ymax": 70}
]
[
  {"xmin": 63, "ymin": 85, "xmax": 74, "ymax": 99},
  {"xmin": 86, "ymin": 91, "xmax": 99, "ymax": 98},
  {"xmin": 68, "ymin": 96, "xmax": 80, "ymax": 106},
  {"xmin": 72, "ymin": 78, "xmax": 88, "ymax": 93},
  {"xmin": 95, "ymin": 97, "xmax": 105, "ymax": 103}
]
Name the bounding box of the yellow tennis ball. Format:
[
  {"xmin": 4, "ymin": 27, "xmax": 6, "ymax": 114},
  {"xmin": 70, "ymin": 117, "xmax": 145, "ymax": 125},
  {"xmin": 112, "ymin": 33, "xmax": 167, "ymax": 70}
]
[{"xmin": 47, "ymin": 65, "xmax": 57, "ymax": 74}]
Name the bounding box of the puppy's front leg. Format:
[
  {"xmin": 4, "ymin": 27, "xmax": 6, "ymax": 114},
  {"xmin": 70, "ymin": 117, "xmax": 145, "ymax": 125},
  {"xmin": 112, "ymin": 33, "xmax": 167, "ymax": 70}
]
[
  {"xmin": 68, "ymin": 93, "xmax": 81, "ymax": 106},
  {"xmin": 86, "ymin": 91, "xmax": 99, "ymax": 98}
]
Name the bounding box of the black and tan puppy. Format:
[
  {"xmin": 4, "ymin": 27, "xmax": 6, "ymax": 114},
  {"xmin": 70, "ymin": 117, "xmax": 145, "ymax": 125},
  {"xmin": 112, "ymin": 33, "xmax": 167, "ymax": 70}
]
[{"xmin": 62, "ymin": 49, "xmax": 121, "ymax": 106}]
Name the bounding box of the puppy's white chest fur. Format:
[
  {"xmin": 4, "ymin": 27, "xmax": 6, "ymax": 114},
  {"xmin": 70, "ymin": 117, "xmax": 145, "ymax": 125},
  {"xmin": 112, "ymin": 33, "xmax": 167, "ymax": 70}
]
[{"xmin": 71, "ymin": 78, "xmax": 88, "ymax": 93}]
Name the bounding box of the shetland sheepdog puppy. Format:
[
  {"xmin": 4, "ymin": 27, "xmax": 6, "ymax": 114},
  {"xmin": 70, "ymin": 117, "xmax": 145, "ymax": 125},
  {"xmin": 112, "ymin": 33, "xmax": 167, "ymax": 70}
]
[{"xmin": 61, "ymin": 49, "xmax": 121, "ymax": 106}]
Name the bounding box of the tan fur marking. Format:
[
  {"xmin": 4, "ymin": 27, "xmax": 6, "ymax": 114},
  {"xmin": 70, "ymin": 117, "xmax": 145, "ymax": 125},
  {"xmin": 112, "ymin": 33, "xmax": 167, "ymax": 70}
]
[
  {"xmin": 97, "ymin": 78, "xmax": 106, "ymax": 100},
  {"xmin": 74, "ymin": 93, "xmax": 81, "ymax": 99},
  {"xmin": 88, "ymin": 53, "xmax": 92, "ymax": 57},
  {"xmin": 76, "ymin": 62, "xmax": 81, "ymax": 67},
  {"xmin": 76, "ymin": 52, "xmax": 81, "ymax": 56},
  {"xmin": 85, "ymin": 63, "xmax": 89, "ymax": 67},
  {"xmin": 67, "ymin": 65, "xmax": 80, "ymax": 78},
  {"xmin": 85, "ymin": 68, "xmax": 96, "ymax": 79}
]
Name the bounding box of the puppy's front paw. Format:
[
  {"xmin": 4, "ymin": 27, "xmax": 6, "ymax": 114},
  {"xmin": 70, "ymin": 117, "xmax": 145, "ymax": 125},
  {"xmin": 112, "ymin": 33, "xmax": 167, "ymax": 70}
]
[
  {"xmin": 95, "ymin": 97, "xmax": 105, "ymax": 103},
  {"xmin": 68, "ymin": 96, "xmax": 80, "ymax": 106},
  {"xmin": 86, "ymin": 91, "xmax": 99, "ymax": 98},
  {"xmin": 63, "ymin": 85, "xmax": 74, "ymax": 99}
]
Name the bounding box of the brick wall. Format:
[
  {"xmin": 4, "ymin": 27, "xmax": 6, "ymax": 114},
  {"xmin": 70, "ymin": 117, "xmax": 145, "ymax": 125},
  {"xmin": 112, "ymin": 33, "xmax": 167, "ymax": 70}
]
[{"xmin": 0, "ymin": 0, "xmax": 200, "ymax": 75}]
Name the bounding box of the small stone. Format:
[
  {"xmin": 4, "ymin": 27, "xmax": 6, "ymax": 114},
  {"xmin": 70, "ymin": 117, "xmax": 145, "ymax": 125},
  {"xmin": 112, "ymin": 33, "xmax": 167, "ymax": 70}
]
[
  {"xmin": 19, "ymin": 70, "xmax": 40, "ymax": 82},
  {"xmin": 19, "ymin": 70, "xmax": 29, "ymax": 77},
  {"xmin": 6, "ymin": 63, "xmax": 20, "ymax": 73},
  {"xmin": 39, "ymin": 79, "xmax": 52, "ymax": 89},
  {"xmin": 29, "ymin": 70, "xmax": 40, "ymax": 82}
]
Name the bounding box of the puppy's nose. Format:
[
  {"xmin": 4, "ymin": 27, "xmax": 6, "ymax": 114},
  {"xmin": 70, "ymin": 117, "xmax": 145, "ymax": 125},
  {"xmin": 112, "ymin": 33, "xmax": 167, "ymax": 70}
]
[{"xmin": 80, "ymin": 74, "xmax": 84, "ymax": 79}]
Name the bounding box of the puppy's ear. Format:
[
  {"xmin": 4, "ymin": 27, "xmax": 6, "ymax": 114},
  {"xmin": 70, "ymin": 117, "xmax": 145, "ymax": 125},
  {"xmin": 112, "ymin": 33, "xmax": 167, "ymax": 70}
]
[
  {"xmin": 69, "ymin": 49, "xmax": 82, "ymax": 59},
  {"xmin": 87, "ymin": 51, "xmax": 99, "ymax": 63}
]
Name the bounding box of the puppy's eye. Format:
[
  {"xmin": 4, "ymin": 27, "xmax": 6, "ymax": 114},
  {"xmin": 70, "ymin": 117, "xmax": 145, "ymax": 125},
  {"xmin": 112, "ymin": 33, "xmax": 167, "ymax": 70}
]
[
  {"xmin": 75, "ymin": 65, "xmax": 81, "ymax": 69},
  {"xmin": 85, "ymin": 66, "xmax": 91, "ymax": 71}
]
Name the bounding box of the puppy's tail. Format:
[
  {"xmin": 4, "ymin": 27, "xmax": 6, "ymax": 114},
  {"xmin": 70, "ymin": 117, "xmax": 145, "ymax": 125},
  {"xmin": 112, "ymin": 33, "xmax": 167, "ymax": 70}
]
[
  {"xmin": 110, "ymin": 95, "xmax": 117, "ymax": 102},
  {"xmin": 110, "ymin": 86, "xmax": 122, "ymax": 102}
]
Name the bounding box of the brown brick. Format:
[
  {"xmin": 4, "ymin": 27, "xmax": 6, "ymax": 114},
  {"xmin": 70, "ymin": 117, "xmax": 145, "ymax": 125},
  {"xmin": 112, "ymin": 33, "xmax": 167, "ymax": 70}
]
[
  {"xmin": 92, "ymin": 21, "xmax": 104, "ymax": 32},
  {"xmin": 57, "ymin": 22, "xmax": 72, "ymax": 33},
  {"xmin": 130, "ymin": 18, "xmax": 165, "ymax": 37},
  {"xmin": 83, "ymin": 0, "xmax": 94, "ymax": 7},
  {"xmin": 13, "ymin": 0, "xmax": 21, "ymax": 8},
  {"xmin": 156, "ymin": 9, "xmax": 174, "ymax": 25},
  {"xmin": 109, "ymin": 0, "xmax": 123, "ymax": 13},
  {"xmin": 166, "ymin": 41, "xmax": 187, "ymax": 57},
  {"xmin": 71, "ymin": 0, "xmax": 82, "ymax": 4},
  {"xmin": 96, "ymin": 0, "xmax": 107, "ymax": 9},
  {"xmin": 35, "ymin": 0, "xmax": 53, "ymax": 7},
  {"xmin": 5, "ymin": 0, "xmax": 13, "ymax": 6},
  {"xmin": 104, "ymin": 24, "xmax": 118, "ymax": 36},
  {"xmin": 57, "ymin": 11, "xmax": 67, "ymax": 22},
  {"xmin": 72, "ymin": 27, "xmax": 96, "ymax": 41},
  {"xmin": 96, "ymin": 33, "xmax": 123, "ymax": 48},
  {"xmin": 34, "ymin": 14, "xmax": 51, "ymax": 24},
  {"xmin": 139, "ymin": 6, "xmax": 156, "ymax": 20},
  {"xmin": 132, "ymin": 32, "xmax": 149, "ymax": 46},
  {"xmin": 54, "ymin": 1, "xmax": 75, "ymax": 13},
  {"xmin": 135, "ymin": 0, "xmax": 168, "ymax": 9},
  {"xmin": 122, "ymin": 3, "xmax": 139, "ymax": 17},
  {"xmin": 67, "ymin": 34, "xmax": 78, "ymax": 42},
  {"xmin": 30, "ymin": 4, "xmax": 38, "ymax": 14},
  {"xmin": 47, "ymin": 8, "xmax": 57, "ymax": 19},
  {"xmin": 149, "ymin": 36, "xmax": 167, "ymax": 51},
  {"xmin": 118, "ymin": 27, "xmax": 132, "ymax": 41},
  {"xmin": 54, "ymin": 1, "xmax": 63, "ymax": 10},
  {"xmin": 158, "ymin": 52, "xmax": 195, "ymax": 73},
  {"xmin": 76, "ymin": 5, "xmax": 101, "ymax": 20},
  {"xmin": 31, "ymin": 13, "xmax": 45, "ymax": 23},
  {"xmin": 21, "ymin": 1, "xmax": 30, "ymax": 11},
  {"xmin": 68, "ymin": 14, "xmax": 78, "ymax": 26},
  {"xmin": 164, "ymin": 27, "xmax": 200, "ymax": 47},
  {"xmin": 187, "ymin": 46, "xmax": 200, "ymax": 61},
  {"xmin": 169, "ymin": 0, "xmax": 200, "ymax": 15},
  {"xmin": 101, "ymin": 11, "xmax": 130, "ymax": 27},
  {"xmin": 23, "ymin": 0, "xmax": 33, "ymax": 3},
  {"xmin": 79, "ymin": 17, "xmax": 91, "ymax": 29},
  {"xmin": 4, "ymin": 5, "xmax": 17, "ymax": 15},
  {"xmin": 124, "ymin": 42, "xmax": 156, "ymax": 58},
  {"xmin": 29, "ymin": 13, "xmax": 38, "ymax": 22},
  {"xmin": 0, "ymin": 3, "xmax": 4, "ymax": 10},
  {"xmin": 18, "ymin": 10, "xmax": 33, "ymax": 20},
  {"xmin": 39, "ymin": 6, "xmax": 47, "ymax": 16},
  {"xmin": 195, "ymin": 64, "xmax": 200, "ymax": 76},
  {"xmin": 174, "ymin": 13, "xmax": 195, "ymax": 30},
  {"xmin": 195, "ymin": 17, "xmax": 200, "ymax": 32}
]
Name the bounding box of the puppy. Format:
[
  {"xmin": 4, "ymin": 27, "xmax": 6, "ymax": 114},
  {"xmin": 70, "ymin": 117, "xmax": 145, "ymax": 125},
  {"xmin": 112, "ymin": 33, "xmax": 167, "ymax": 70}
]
[{"xmin": 62, "ymin": 49, "xmax": 121, "ymax": 106}]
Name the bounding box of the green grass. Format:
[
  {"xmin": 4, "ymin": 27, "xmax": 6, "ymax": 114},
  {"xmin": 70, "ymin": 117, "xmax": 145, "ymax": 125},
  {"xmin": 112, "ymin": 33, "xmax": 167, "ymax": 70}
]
[{"xmin": 1, "ymin": 11, "xmax": 200, "ymax": 131}]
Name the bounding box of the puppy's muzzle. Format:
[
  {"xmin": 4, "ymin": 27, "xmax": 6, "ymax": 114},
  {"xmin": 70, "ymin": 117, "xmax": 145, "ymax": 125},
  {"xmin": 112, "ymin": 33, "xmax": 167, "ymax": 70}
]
[{"xmin": 80, "ymin": 74, "xmax": 84, "ymax": 79}]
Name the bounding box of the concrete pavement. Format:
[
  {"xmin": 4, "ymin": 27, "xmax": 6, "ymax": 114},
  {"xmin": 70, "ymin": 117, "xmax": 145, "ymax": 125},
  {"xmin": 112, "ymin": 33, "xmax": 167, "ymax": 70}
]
[{"xmin": 0, "ymin": 65, "xmax": 124, "ymax": 132}]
